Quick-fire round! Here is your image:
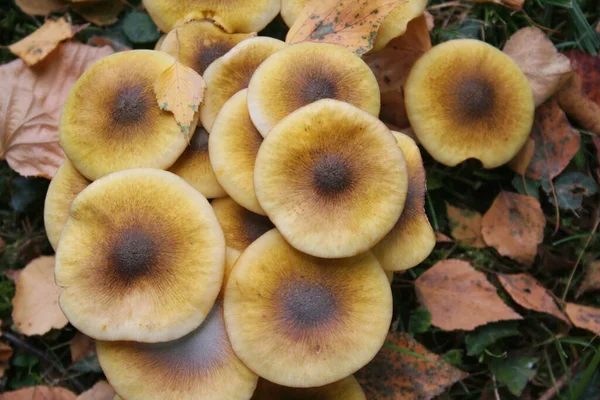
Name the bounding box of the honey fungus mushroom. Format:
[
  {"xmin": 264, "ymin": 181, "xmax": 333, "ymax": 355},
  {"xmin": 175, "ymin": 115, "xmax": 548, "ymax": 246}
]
[
  {"xmin": 209, "ymin": 89, "xmax": 264, "ymax": 213},
  {"xmin": 247, "ymin": 42, "xmax": 380, "ymax": 136},
  {"xmin": 142, "ymin": 0, "xmax": 280, "ymax": 33},
  {"xmin": 251, "ymin": 376, "xmax": 366, "ymax": 400},
  {"xmin": 224, "ymin": 230, "xmax": 392, "ymax": 388},
  {"xmin": 200, "ymin": 37, "xmax": 286, "ymax": 132},
  {"xmin": 404, "ymin": 39, "xmax": 535, "ymax": 168},
  {"xmin": 44, "ymin": 159, "xmax": 90, "ymax": 250},
  {"xmin": 254, "ymin": 99, "xmax": 408, "ymax": 258},
  {"xmin": 60, "ymin": 50, "xmax": 191, "ymax": 181},
  {"xmin": 55, "ymin": 169, "xmax": 225, "ymax": 342},
  {"xmin": 371, "ymin": 132, "xmax": 435, "ymax": 271},
  {"xmin": 158, "ymin": 21, "xmax": 255, "ymax": 75},
  {"xmin": 97, "ymin": 300, "xmax": 258, "ymax": 400}
]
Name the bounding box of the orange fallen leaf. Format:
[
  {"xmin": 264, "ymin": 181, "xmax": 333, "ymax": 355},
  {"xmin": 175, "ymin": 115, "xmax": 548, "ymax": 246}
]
[
  {"xmin": 565, "ymin": 303, "xmax": 600, "ymax": 336},
  {"xmin": 154, "ymin": 59, "xmax": 206, "ymax": 139},
  {"xmin": 76, "ymin": 381, "xmax": 116, "ymax": 400},
  {"xmin": 356, "ymin": 332, "xmax": 467, "ymax": 399},
  {"xmin": 446, "ymin": 203, "xmax": 486, "ymax": 248},
  {"xmin": 481, "ymin": 192, "xmax": 545, "ymax": 266},
  {"xmin": 4, "ymin": 386, "xmax": 76, "ymax": 400},
  {"xmin": 11, "ymin": 256, "xmax": 68, "ymax": 336},
  {"xmin": 15, "ymin": 0, "xmax": 67, "ymax": 16},
  {"xmin": 72, "ymin": 0, "xmax": 125, "ymax": 26},
  {"xmin": 503, "ymin": 27, "xmax": 572, "ymax": 106},
  {"xmin": 0, "ymin": 42, "xmax": 112, "ymax": 178},
  {"xmin": 415, "ymin": 259, "xmax": 522, "ymax": 331},
  {"xmin": 9, "ymin": 17, "xmax": 87, "ymax": 66},
  {"xmin": 470, "ymin": 0, "xmax": 523, "ymax": 9},
  {"xmin": 70, "ymin": 331, "xmax": 95, "ymax": 363},
  {"xmin": 364, "ymin": 15, "xmax": 431, "ymax": 128},
  {"xmin": 576, "ymin": 260, "xmax": 600, "ymax": 298},
  {"xmin": 0, "ymin": 341, "xmax": 13, "ymax": 378},
  {"xmin": 286, "ymin": 0, "xmax": 406, "ymax": 55},
  {"xmin": 498, "ymin": 273, "xmax": 569, "ymax": 323}
]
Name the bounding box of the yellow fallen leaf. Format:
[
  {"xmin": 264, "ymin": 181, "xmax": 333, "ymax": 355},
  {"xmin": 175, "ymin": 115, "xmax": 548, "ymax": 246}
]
[
  {"xmin": 154, "ymin": 59, "xmax": 206, "ymax": 138},
  {"xmin": 286, "ymin": 0, "xmax": 407, "ymax": 55},
  {"xmin": 9, "ymin": 17, "xmax": 86, "ymax": 66}
]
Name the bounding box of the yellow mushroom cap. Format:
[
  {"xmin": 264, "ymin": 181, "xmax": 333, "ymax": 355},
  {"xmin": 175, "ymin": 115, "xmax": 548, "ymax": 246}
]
[
  {"xmin": 159, "ymin": 21, "xmax": 255, "ymax": 75},
  {"xmin": 56, "ymin": 169, "xmax": 225, "ymax": 343},
  {"xmin": 142, "ymin": 0, "xmax": 280, "ymax": 33},
  {"xmin": 169, "ymin": 125, "xmax": 226, "ymax": 199},
  {"xmin": 405, "ymin": 39, "xmax": 535, "ymax": 168},
  {"xmin": 60, "ymin": 50, "xmax": 190, "ymax": 181},
  {"xmin": 201, "ymin": 37, "xmax": 285, "ymax": 132},
  {"xmin": 280, "ymin": 0, "xmax": 306, "ymax": 27},
  {"xmin": 371, "ymin": 131, "xmax": 435, "ymax": 271},
  {"xmin": 209, "ymin": 89, "xmax": 264, "ymax": 214},
  {"xmin": 224, "ymin": 230, "xmax": 393, "ymax": 388},
  {"xmin": 44, "ymin": 159, "xmax": 90, "ymax": 250},
  {"xmin": 97, "ymin": 300, "xmax": 258, "ymax": 400},
  {"xmin": 247, "ymin": 42, "xmax": 380, "ymax": 137},
  {"xmin": 251, "ymin": 376, "xmax": 366, "ymax": 399},
  {"xmin": 254, "ymin": 99, "xmax": 408, "ymax": 258}
]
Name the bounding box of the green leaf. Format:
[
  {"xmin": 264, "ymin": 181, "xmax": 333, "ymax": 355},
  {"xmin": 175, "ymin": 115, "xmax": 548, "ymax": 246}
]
[
  {"xmin": 443, "ymin": 349, "xmax": 464, "ymax": 367},
  {"xmin": 12, "ymin": 353, "xmax": 39, "ymax": 368},
  {"xmin": 465, "ymin": 321, "xmax": 520, "ymax": 356},
  {"xmin": 71, "ymin": 354, "xmax": 102, "ymax": 373},
  {"xmin": 122, "ymin": 12, "xmax": 161, "ymax": 43},
  {"xmin": 550, "ymin": 172, "xmax": 599, "ymax": 210},
  {"xmin": 490, "ymin": 356, "xmax": 538, "ymax": 396},
  {"xmin": 512, "ymin": 175, "xmax": 540, "ymax": 200},
  {"xmin": 408, "ymin": 307, "xmax": 432, "ymax": 334}
]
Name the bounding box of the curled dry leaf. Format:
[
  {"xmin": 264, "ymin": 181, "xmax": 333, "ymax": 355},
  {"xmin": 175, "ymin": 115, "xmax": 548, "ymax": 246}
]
[
  {"xmin": 508, "ymin": 138, "xmax": 535, "ymax": 175},
  {"xmin": 481, "ymin": 191, "xmax": 545, "ymax": 266},
  {"xmin": 356, "ymin": 332, "xmax": 467, "ymax": 399},
  {"xmin": 364, "ymin": 15, "xmax": 431, "ymax": 128},
  {"xmin": 0, "ymin": 42, "xmax": 112, "ymax": 178},
  {"xmin": 0, "ymin": 341, "xmax": 13, "ymax": 378},
  {"xmin": 498, "ymin": 273, "xmax": 569, "ymax": 323},
  {"xmin": 285, "ymin": 0, "xmax": 406, "ymax": 55},
  {"xmin": 4, "ymin": 386, "xmax": 76, "ymax": 400},
  {"xmin": 446, "ymin": 203, "xmax": 486, "ymax": 248},
  {"xmin": 15, "ymin": 0, "xmax": 68, "ymax": 16},
  {"xmin": 11, "ymin": 256, "xmax": 68, "ymax": 336},
  {"xmin": 576, "ymin": 260, "xmax": 600, "ymax": 298},
  {"xmin": 503, "ymin": 27, "xmax": 572, "ymax": 106},
  {"xmin": 76, "ymin": 381, "xmax": 116, "ymax": 400},
  {"xmin": 565, "ymin": 303, "xmax": 600, "ymax": 336},
  {"xmin": 72, "ymin": 0, "xmax": 125, "ymax": 26},
  {"xmin": 415, "ymin": 259, "xmax": 522, "ymax": 331},
  {"xmin": 71, "ymin": 331, "xmax": 96, "ymax": 363}
]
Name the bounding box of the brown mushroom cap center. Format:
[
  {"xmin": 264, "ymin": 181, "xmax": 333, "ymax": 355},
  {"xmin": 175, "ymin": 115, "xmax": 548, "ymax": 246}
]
[
  {"xmin": 111, "ymin": 84, "xmax": 152, "ymax": 126},
  {"xmin": 243, "ymin": 212, "xmax": 273, "ymax": 244},
  {"xmin": 189, "ymin": 127, "xmax": 210, "ymax": 153},
  {"xmin": 110, "ymin": 228, "xmax": 157, "ymax": 285},
  {"xmin": 280, "ymin": 280, "xmax": 337, "ymax": 328},
  {"xmin": 300, "ymin": 77, "xmax": 338, "ymax": 105},
  {"xmin": 455, "ymin": 78, "xmax": 496, "ymax": 119},
  {"xmin": 312, "ymin": 154, "xmax": 353, "ymax": 196},
  {"xmin": 196, "ymin": 43, "xmax": 231, "ymax": 75}
]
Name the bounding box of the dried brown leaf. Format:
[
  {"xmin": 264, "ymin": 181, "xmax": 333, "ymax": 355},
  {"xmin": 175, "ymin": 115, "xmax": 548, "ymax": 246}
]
[
  {"xmin": 72, "ymin": 0, "xmax": 125, "ymax": 26},
  {"xmin": 0, "ymin": 237, "xmax": 5, "ymax": 253},
  {"xmin": 15, "ymin": 0, "xmax": 68, "ymax": 16},
  {"xmin": 0, "ymin": 42, "xmax": 112, "ymax": 178},
  {"xmin": 482, "ymin": 192, "xmax": 545, "ymax": 266},
  {"xmin": 446, "ymin": 203, "xmax": 486, "ymax": 248},
  {"xmin": 70, "ymin": 331, "xmax": 95, "ymax": 363},
  {"xmin": 0, "ymin": 341, "xmax": 13, "ymax": 378},
  {"xmin": 11, "ymin": 256, "xmax": 68, "ymax": 336},
  {"xmin": 356, "ymin": 332, "xmax": 467, "ymax": 399},
  {"xmin": 435, "ymin": 232, "xmax": 453, "ymax": 243},
  {"xmin": 576, "ymin": 260, "xmax": 600, "ymax": 298},
  {"xmin": 565, "ymin": 303, "xmax": 600, "ymax": 336},
  {"xmin": 415, "ymin": 259, "xmax": 522, "ymax": 331},
  {"xmin": 76, "ymin": 381, "xmax": 116, "ymax": 400},
  {"xmin": 4, "ymin": 386, "xmax": 76, "ymax": 400},
  {"xmin": 503, "ymin": 27, "xmax": 572, "ymax": 106},
  {"xmin": 498, "ymin": 273, "xmax": 569, "ymax": 323},
  {"xmin": 286, "ymin": 0, "xmax": 405, "ymax": 55},
  {"xmin": 556, "ymin": 73, "xmax": 600, "ymax": 135},
  {"xmin": 509, "ymin": 138, "xmax": 535, "ymax": 175}
]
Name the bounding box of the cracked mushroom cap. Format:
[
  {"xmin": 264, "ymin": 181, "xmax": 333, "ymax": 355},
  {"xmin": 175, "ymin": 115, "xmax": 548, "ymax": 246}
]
[
  {"xmin": 169, "ymin": 125, "xmax": 226, "ymax": 199},
  {"xmin": 44, "ymin": 159, "xmax": 90, "ymax": 250},
  {"xmin": 405, "ymin": 39, "xmax": 535, "ymax": 168},
  {"xmin": 209, "ymin": 89, "xmax": 264, "ymax": 214},
  {"xmin": 158, "ymin": 21, "xmax": 255, "ymax": 75},
  {"xmin": 60, "ymin": 50, "xmax": 191, "ymax": 181},
  {"xmin": 224, "ymin": 229, "xmax": 393, "ymax": 388},
  {"xmin": 372, "ymin": 131, "xmax": 435, "ymax": 271},
  {"xmin": 247, "ymin": 42, "xmax": 380, "ymax": 136},
  {"xmin": 97, "ymin": 300, "xmax": 258, "ymax": 400},
  {"xmin": 254, "ymin": 99, "xmax": 408, "ymax": 258},
  {"xmin": 251, "ymin": 376, "xmax": 366, "ymax": 399},
  {"xmin": 201, "ymin": 37, "xmax": 285, "ymax": 132},
  {"xmin": 55, "ymin": 169, "xmax": 225, "ymax": 343},
  {"xmin": 142, "ymin": 0, "xmax": 280, "ymax": 33}
]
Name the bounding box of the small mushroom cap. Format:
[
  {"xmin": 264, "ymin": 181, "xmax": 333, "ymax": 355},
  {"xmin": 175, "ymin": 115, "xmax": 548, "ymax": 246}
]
[
  {"xmin": 224, "ymin": 229, "xmax": 393, "ymax": 388},
  {"xmin": 201, "ymin": 37, "xmax": 285, "ymax": 132},
  {"xmin": 97, "ymin": 300, "xmax": 258, "ymax": 400},
  {"xmin": 405, "ymin": 39, "xmax": 535, "ymax": 168},
  {"xmin": 44, "ymin": 159, "xmax": 90, "ymax": 250},
  {"xmin": 56, "ymin": 169, "xmax": 225, "ymax": 342},
  {"xmin": 60, "ymin": 50, "xmax": 191, "ymax": 181},
  {"xmin": 247, "ymin": 42, "xmax": 380, "ymax": 136},
  {"xmin": 142, "ymin": 0, "xmax": 280, "ymax": 33},
  {"xmin": 254, "ymin": 99, "xmax": 408, "ymax": 258},
  {"xmin": 154, "ymin": 34, "xmax": 166, "ymax": 50},
  {"xmin": 372, "ymin": 131, "xmax": 435, "ymax": 271},
  {"xmin": 169, "ymin": 125, "xmax": 226, "ymax": 199},
  {"xmin": 209, "ymin": 89, "xmax": 264, "ymax": 213},
  {"xmin": 370, "ymin": 0, "xmax": 428, "ymax": 52},
  {"xmin": 251, "ymin": 376, "xmax": 366, "ymax": 399},
  {"xmin": 159, "ymin": 21, "xmax": 255, "ymax": 75}
]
